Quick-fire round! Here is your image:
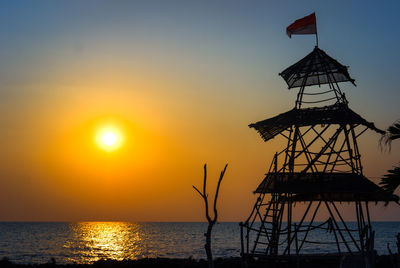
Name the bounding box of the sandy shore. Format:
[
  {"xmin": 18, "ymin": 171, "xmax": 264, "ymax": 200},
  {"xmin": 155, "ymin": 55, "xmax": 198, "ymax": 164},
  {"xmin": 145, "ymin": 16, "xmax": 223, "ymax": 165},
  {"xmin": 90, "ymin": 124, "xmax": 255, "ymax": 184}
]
[{"xmin": 0, "ymin": 255, "xmax": 395, "ymax": 268}]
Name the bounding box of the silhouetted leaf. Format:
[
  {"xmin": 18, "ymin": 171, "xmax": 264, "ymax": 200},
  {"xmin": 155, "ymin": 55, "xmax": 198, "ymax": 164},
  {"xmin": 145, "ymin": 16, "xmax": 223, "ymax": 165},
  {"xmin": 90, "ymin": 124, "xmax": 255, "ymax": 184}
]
[
  {"xmin": 379, "ymin": 165, "xmax": 400, "ymax": 194},
  {"xmin": 381, "ymin": 120, "xmax": 400, "ymax": 151}
]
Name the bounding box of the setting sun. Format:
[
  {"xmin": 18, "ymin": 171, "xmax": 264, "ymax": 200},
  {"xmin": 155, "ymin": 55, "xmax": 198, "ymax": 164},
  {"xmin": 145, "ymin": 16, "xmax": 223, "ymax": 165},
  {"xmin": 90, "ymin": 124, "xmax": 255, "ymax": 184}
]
[
  {"xmin": 102, "ymin": 132, "xmax": 118, "ymax": 147},
  {"xmin": 96, "ymin": 126, "xmax": 124, "ymax": 152}
]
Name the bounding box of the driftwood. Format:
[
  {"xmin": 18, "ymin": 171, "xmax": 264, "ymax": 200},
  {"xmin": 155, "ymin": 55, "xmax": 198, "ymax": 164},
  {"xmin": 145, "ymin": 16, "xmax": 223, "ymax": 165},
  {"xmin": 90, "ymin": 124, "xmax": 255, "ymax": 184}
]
[{"xmin": 193, "ymin": 164, "xmax": 228, "ymax": 268}]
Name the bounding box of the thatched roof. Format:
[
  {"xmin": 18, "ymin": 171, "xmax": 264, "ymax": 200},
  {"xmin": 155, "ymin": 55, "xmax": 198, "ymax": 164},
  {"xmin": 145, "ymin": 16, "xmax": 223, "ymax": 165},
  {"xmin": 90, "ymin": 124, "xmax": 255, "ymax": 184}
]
[
  {"xmin": 254, "ymin": 172, "xmax": 397, "ymax": 202},
  {"xmin": 249, "ymin": 104, "xmax": 384, "ymax": 142},
  {"xmin": 279, "ymin": 46, "xmax": 356, "ymax": 89},
  {"xmin": 290, "ymin": 192, "xmax": 399, "ymax": 202}
]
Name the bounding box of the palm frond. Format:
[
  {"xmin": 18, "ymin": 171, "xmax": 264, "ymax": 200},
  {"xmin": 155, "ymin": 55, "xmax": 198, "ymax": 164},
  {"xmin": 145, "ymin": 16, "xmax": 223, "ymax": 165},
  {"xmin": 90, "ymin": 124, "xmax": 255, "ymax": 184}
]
[
  {"xmin": 380, "ymin": 119, "xmax": 400, "ymax": 151},
  {"xmin": 379, "ymin": 165, "xmax": 400, "ymax": 194}
]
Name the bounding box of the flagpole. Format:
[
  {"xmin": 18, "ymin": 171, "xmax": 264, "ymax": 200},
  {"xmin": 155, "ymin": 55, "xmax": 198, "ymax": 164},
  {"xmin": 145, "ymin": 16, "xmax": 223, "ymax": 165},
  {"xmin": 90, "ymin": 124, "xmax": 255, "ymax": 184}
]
[{"xmin": 315, "ymin": 13, "xmax": 318, "ymax": 47}]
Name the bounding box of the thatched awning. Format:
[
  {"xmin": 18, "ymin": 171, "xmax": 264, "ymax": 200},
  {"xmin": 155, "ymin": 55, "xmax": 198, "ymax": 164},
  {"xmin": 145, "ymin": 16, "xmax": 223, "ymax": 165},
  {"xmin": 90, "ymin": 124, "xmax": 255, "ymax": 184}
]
[
  {"xmin": 279, "ymin": 46, "xmax": 356, "ymax": 89},
  {"xmin": 255, "ymin": 172, "xmax": 377, "ymax": 194},
  {"xmin": 290, "ymin": 192, "xmax": 399, "ymax": 202},
  {"xmin": 249, "ymin": 104, "xmax": 384, "ymax": 142},
  {"xmin": 254, "ymin": 172, "xmax": 397, "ymax": 202}
]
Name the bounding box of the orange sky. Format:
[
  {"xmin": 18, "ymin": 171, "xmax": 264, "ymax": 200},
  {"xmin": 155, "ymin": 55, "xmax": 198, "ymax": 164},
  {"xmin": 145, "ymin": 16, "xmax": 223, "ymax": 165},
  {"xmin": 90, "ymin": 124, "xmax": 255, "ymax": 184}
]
[{"xmin": 0, "ymin": 1, "xmax": 399, "ymax": 222}]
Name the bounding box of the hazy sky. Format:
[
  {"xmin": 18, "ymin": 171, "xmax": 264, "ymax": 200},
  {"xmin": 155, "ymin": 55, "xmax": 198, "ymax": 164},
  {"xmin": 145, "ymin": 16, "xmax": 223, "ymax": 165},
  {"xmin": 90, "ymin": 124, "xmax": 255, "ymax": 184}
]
[{"xmin": 0, "ymin": 0, "xmax": 399, "ymax": 221}]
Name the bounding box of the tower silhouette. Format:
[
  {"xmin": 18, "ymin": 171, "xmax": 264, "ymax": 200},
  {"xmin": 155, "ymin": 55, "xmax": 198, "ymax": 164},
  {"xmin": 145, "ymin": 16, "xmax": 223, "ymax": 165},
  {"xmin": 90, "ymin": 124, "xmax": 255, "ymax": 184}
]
[{"xmin": 240, "ymin": 46, "xmax": 396, "ymax": 260}]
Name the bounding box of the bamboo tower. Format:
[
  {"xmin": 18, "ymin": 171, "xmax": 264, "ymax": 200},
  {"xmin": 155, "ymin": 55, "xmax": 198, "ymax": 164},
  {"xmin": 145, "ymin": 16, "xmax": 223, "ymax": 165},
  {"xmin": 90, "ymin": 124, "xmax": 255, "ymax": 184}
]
[{"xmin": 240, "ymin": 46, "xmax": 396, "ymax": 260}]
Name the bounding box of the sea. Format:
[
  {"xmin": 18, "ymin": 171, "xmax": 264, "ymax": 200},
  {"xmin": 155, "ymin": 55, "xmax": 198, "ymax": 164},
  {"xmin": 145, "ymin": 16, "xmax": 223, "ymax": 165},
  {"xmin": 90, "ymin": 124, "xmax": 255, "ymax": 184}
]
[{"xmin": 0, "ymin": 222, "xmax": 399, "ymax": 264}]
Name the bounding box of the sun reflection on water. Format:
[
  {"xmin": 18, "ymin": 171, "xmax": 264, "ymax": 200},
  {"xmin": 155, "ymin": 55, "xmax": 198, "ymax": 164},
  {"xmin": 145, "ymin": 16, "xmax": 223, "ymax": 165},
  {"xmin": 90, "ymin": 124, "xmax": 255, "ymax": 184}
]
[{"xmin": 64, "ymin": 222, "xmax": 143, "ymax": 263}]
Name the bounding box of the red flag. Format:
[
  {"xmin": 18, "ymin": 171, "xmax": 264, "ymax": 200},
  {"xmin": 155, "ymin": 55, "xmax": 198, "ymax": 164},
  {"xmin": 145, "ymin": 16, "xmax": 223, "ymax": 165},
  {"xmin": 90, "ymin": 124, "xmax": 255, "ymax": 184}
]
[{"xmin": 286, "ymin": 13, "xmax": 317, "ymax": 38}]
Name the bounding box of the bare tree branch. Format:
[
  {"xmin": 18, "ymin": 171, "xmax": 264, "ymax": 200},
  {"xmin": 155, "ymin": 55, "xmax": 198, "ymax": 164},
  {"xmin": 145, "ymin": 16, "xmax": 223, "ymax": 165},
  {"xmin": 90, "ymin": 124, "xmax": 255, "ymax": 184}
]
[
  {"xmin": 192, "ymin": 186, "xmax": 204, "ymax": 198},
  {"xmin": 192, "ymin": 163, "xmax": 228, "ymax": 268},
  {"xmin": 212, "ymin": 164, "xmax": 228, "ymax": 223},
  {"xmin": 203, "ymin": 164, "xmax": 207, "ymax": 195},
  {"xmin": 203, "ymin": 164, "xmax": 212, "ymax": 222}
]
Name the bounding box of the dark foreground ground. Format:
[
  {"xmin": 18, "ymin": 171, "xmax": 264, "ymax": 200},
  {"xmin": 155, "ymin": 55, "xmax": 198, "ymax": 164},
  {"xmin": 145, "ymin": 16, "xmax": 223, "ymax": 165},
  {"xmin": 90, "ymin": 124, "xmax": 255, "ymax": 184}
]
[{"xmin": 0, "ymin": 255, "xmax": 397, "ymax": 268}]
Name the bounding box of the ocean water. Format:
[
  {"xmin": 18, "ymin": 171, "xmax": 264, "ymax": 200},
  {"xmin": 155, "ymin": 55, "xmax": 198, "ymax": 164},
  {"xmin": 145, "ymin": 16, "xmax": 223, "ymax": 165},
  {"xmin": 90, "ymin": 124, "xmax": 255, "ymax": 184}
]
[{"xmin": 0, "ymin": 222, "xmax": 398, "ymax": 264}]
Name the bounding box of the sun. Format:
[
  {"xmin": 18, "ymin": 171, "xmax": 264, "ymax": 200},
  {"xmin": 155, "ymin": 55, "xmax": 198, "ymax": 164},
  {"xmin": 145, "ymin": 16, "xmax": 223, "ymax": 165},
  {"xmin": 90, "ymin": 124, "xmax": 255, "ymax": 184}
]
[
  {"xmin": 96, "ymin": 126, "xmax": 124, "ymax": 152},
  {"xmin": 101, "ymin": 132, "xmax": 118, "ymax": 146}
]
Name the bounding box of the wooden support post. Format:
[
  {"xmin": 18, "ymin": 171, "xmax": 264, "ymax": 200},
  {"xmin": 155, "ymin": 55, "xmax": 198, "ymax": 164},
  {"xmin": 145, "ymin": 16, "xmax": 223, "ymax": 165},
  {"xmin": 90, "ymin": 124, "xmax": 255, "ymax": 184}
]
[
  {"xmin": 356, "ymin": 201, "xmax": 365, "ymax": 253},
  {"xmin": 246, "ymin": 227, "xmax": 249, "ymax": 254},
  {"xmin": 283, "ymin": 201, "xmax": 313, "ymax": 254},
  {"xmin": 275, "ymin": 195, "xmax": 286, "ymax": 255},
  {"xmin": 331, "ymin": 202, "xmax": 361, "ymax": 251},
  {"xmin": 240, "ymin": 222, "xmax": 244, "ymax": 257},
  {"xmin": 343, "ymin": 125, "xmax": 356, "ymax": 172},
  {"xmin": 298, "ymin": 201, "xmax": 322, "ymax": 251},
  {"xmin": 287, "ymin": 197, "xmax": 292, "ymax": 255},
  {"xmin": 329, "ymin": 137, "xmax": 348, "ymax": 172},
  {"xmin": 289, "ymin": 128, "xmax": 299, "ymax": 173},
  {"xmin": 330, "ymin": 218, "xmax": 342, "ymax": 255},
  {"xmin": 283, "ymin": 127, "xmax": 293, "ymax": 172},
  {"xmin": 324, "ymin": 201, "xmax": 353, "ymax": 254},
  {"xmin": 294, "ymin": 223, "xmax": 300, "ymax": 268},
  {"xmin": 320, "ymin": 125, "xmax": 340, "ymax": 173},
  {"xmin": 365, "ymin": 202, "xmax": 372, "ymax": 235},
  {"xmin": 350, "ymin": 126, "xmax": 363, "ymax": 174},
  {"xmin": 349, "ymin": 125, "xmax": 362, "ymax": 173},
  {"xmin": 298, "ymin": 133, "xmax": 318, "ymax": 172}
]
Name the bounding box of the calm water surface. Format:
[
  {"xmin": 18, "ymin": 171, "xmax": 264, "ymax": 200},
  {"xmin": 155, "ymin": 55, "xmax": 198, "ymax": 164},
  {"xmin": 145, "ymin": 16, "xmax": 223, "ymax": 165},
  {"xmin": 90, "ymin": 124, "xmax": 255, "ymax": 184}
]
[{"xmin": 0, "ymin": 222, "xmax": 398, "ymax": 264}]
